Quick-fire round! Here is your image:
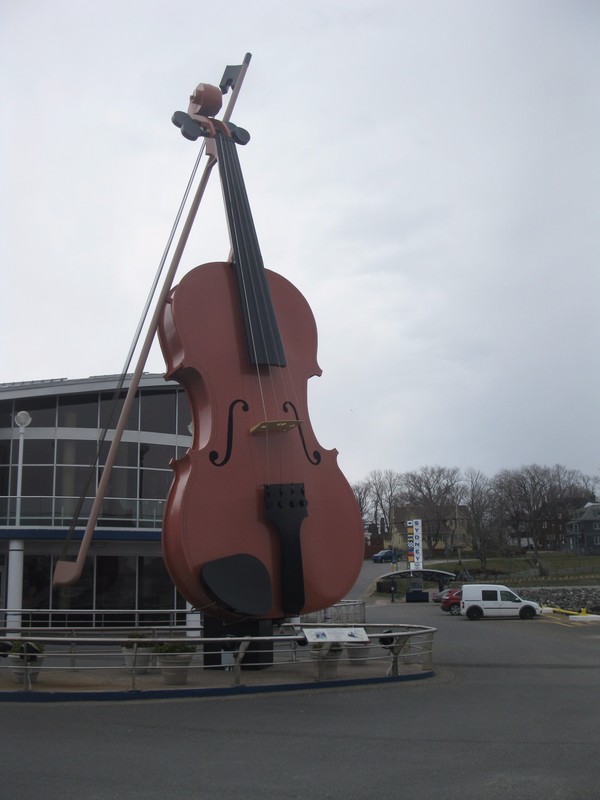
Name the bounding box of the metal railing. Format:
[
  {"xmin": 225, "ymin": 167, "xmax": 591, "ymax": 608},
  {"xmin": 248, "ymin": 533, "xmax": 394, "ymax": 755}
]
[
  {"xmin": 1, "ymin": 599, "xmax": 366, "ymax": 630},
  {"xmin": 0, "ymin": 607, "xmax": 189, "ymax": 629},
  {"xmin": 0, "ymin": 622, "xmax": 436, "ymax": 695},
  {"xmin": 1, "ymin": 495, "xmax": 165, "ymax": 529}
]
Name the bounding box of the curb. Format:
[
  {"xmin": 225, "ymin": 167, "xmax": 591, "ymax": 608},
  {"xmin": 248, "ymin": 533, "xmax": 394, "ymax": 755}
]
[{"xmin": 0, "ymin": 669, "xmax": 435, "ymax": 703}]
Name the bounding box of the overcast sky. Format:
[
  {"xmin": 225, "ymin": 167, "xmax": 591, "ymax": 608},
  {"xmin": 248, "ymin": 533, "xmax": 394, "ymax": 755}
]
[{"xmin": 2, "ymin": 1, "xmax": 599, "ymax": 483}]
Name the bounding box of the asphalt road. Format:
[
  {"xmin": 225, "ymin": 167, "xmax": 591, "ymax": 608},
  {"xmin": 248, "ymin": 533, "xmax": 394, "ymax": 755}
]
[{"xmin": 3, "ymin": 564, "xmax": 600, "ymax": 800}]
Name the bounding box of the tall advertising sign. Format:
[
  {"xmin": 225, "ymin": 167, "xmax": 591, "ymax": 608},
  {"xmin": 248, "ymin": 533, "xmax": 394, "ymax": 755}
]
[{"xmin": 406, "ymin": 519, "xmax": 423, "ymax": 571}]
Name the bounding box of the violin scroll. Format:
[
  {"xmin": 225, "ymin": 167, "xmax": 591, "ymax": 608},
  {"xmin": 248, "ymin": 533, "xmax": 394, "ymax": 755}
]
[
  {"xmin": 188, "ymin": 83, "xmax": 223, "ymax": 118},
  {"xmin": 172, "ymin": 81, "xmax": 250, "ymax": 146}
]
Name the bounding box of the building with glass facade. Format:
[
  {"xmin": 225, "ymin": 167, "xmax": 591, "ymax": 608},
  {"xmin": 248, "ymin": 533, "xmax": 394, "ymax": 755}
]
[{"xmin": 0, "ymin": 374, "xmax": 192, "ymax": 626}]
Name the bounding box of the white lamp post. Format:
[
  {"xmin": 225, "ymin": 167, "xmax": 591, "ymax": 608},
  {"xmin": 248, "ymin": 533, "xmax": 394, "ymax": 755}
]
[{"xmin": 6, "ymin": 410, "xmax": 32, "ymax": 631}]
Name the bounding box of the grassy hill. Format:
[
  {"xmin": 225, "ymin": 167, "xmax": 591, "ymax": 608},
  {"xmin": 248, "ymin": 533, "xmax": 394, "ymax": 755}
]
[{"xmin": 428, "ymin": 552, "xmax": 600, "ymax": 587}]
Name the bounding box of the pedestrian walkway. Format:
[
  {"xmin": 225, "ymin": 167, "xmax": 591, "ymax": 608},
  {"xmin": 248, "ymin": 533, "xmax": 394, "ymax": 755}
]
[{"xmin": 0, "ymin": 655, "xmax": 430, "ymax": 701}]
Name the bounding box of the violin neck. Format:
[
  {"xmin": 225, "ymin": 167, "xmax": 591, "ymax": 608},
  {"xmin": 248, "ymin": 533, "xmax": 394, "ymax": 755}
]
[{"xmin": 215, "ymin": 132, "xmax": 286, "ymax": 368}]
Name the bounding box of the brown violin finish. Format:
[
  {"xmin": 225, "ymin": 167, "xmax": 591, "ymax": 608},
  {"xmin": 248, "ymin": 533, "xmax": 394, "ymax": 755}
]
[{"xmin": 158, "ymin": 81, "xmax": 364, "ymax": 622}]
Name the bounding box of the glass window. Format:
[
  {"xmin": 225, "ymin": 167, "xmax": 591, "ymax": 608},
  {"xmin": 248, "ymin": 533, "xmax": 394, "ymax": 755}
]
[
  {"xmin": 0, "ymin": 495, "xmax": 8, "ymax": 525},
  {"xmin": 55, "ymin": 496, "xmax": 90, "ymax": 526},
  {"xmin": 139, "ymin": 498, "xmax": 164, "ymax": 528},
  {"xmin": 139, "ymin": 469, "xmax": 172, "ymax": 500},
  {"xmin": 58, "ymin": 395, "xmax": 98, "ymax": 428},
  {"xmin": 99, "ymin": 391, "xmax": 139, "ymax": 431},
  {"xmin": 0, "ymin": 399, "xmax": 13, "ymax": 429},
  {"xmin": 139, "ymin": 442, "xmax": 176, "ymax": 469},
  {"xmin": 57, "ymin": 439, "xmax": 98, "ymax": 466},
  {"xmin": 22, "ymin": 465, "xmax": 54, "ymax": 496},
  {"xmin": 23, "ymin": 555, "xmax": 51, "ymax": 610},
  {"xmin": 52, "ymin": 556, "xmax": 95, "ymax": 619},
  {"xmin": 98, "ymin": 497, "xmax": 137, "ymax": 527},
  {"xmin": 0, "ymin": 465, "xmax": 10, "ymax": 497},
  {"xmin": 481, "ymin": 590, "xmax": 497, "ymax": 601},
  {"xmin": 14, "ymin": 396, "xmax": 57, "ymax": 428},
  {"xmin": 177, "ymin": 390, "xmax": 192, "ymax": 436},
  {"xmin": 20, "ymin": 496, "xmax": 53, "ymax": 525},
  {"xmin": 138, "ymin": 556, "xmax": 175, "ymax": 609},
  {"xmin": 103, "ymin": 467, "xmax": 138, "ymax": 499},
  {"xmin": 0, "ymin": 438, "xmax": 11, "ymax": 467},
  {"xmin": 98, "ymin": 439, "xmax": 139, "ymax": 468},
  {"xmin": 140, "ymin": 390, "xmax": 176, "ymax": 434},
  {"xmin": 55, "ymin": 465, "xmax": 96, "ymax": 498},
  {"xmin": 96, "ymin": 555, "xmax": 137, "ymax": 610},
  {"xmin": 24, "ymin": 438, "xmax": 56, "ymax": 465}
]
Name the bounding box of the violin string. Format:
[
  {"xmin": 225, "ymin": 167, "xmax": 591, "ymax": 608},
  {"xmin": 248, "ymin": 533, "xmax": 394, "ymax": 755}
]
[
  {"xmin": 216, "ymin": 135, "xmax": 272, "ymax": 474},
  {"xmin": 221, "ymin": 133, "xmax": 298, "ymax": 481},
  {"xmin": 222, "ymin": 136, "xmax": 276, "ymax": 371},
  {"xmin": 218, "ymin": 136, "xmax": 260, "ymax": 360},
  {"xmin": 218, "ymin": 135, "xmax": 265, "ymax": 368},
  {"xmin": 231, "ymin": 145, "xmax": 303, "ymax": 479},
  {"xmin": 230, "ymin": 149, "xmax": 295, "ymax": 478},
  {"xmin": 228, "ymin": 133, "xmax": 300, "ymax": 479},
  {"xmin": 221, "ymin": 133, "xmax": 303, "ymax": 481},
  {"xmin": 216, "ymin": 132, "xmax": 310, "ymax": 488}
]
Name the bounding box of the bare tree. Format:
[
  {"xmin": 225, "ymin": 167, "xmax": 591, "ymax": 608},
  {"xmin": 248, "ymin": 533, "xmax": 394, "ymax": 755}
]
[
  {"xmin": 400, "ymin": 466, "xmax": 465, "ymax": 557},
  {"xmin": 463, "ymin": 467, "xmax": 496, "ymax": 569},
  {"xmin": 364, "ymin": 469, "xmax": 403, "ymax": 545},
  {"xmin": 350, "ymin": 480, "xmax": 372, "ymax": 526},
  {"xmin": 493, "ymin": 465, "xmax": 550, "ymax": 568},
  {"xmin": 492, "ymin": 463, "xmax": 597, "ymax": 575},
  {"xmin": 547, "ymin": 464, "xmax": 597, "ymax": 509},
  {"xmin": 352, "ymin": 462, "xmax": 597, "ymax": 564}
]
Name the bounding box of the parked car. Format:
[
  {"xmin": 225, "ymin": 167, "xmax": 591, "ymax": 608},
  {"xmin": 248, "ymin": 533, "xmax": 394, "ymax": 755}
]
[
  {"xmin": 433, "ymin": 588, "xmax": 452, "ymax": 603},
  {"xmin": 372, "ymin": 549, "xmax": 394, "ymax": 563},
  {"xmin": 440, "ymin": 588, "xmax": 462, "ymax": 615},
  {"xmin": 460, "ymin": 584, "xmax": 542, "ymax": 620}
]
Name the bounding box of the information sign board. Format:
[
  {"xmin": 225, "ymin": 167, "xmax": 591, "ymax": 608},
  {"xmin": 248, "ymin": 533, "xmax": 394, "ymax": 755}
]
[{"xmin": 302, "ymin": 627, "xmax": 369, "ymax": 644}]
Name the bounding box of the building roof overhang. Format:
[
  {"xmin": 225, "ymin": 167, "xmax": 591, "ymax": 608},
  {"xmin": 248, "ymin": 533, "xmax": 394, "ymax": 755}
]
[{"xmin": 0, "ymin": 373, "xmax": 175, "ymax": 401}]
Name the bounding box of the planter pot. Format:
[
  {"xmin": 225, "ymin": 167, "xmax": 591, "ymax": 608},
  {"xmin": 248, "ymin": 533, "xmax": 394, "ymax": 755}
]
[
  {"xmin": 157, "ymin": 653, "xmax": 194, "ymax": 685},
  {"xmin": 346, "ymin": 643, "xmax": 371, "ymax": 666},
  {"xmin": 122, "ymin": 646, "xmax": 153, "ymax": 675},
  {"xmin": 8, "ymin": 653, "xmax": 45, "ymax": 686},
  {"xmin": 310, "ymin": 647, "xmax": 342, "ymax": 680}
]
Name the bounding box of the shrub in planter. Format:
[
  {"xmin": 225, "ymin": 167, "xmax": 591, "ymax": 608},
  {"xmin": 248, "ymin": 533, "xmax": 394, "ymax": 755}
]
[
  {"xmin": 8, "ymin": 640, "xmax": 46, "ymax": 686},
  {"xmin": 346, "ymin": 641, "xmax": 371, "ymax": 666},
  {"xmin": 153, "ymin": 642, "xmax": 196, "ymax": 685},
  {"xmin": 152, "ymin": 642, "xmax": 196, "ymax": 655},
  {"xmin": 9, "ymin": 640, "xmax": 45, "ymax": 659},
  {"xmin": 122, "ymin": 633, "xmax": 154, "ymax": 674}
]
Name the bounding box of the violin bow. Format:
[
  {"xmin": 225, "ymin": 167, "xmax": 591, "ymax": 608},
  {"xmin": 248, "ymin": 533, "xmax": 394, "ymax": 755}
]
[{"xmin": 53, "ymin": 53, "xmax": 252, "ymax": 588}]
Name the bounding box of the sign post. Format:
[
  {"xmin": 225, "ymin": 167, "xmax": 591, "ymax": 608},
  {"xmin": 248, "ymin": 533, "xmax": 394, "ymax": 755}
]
[{"xmin": 406, "ymin": 519, "xmax": 423, "ymax": 571}]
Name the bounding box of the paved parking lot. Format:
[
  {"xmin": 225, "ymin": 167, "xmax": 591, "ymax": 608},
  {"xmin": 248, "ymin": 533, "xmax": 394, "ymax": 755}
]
[{"xmin": 3, "ymin": 568, "xmax": 600, "ymax": 800}]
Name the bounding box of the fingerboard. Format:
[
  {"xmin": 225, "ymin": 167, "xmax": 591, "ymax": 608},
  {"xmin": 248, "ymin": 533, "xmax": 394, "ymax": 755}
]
[{"xmin": 215, "ymin": 133, "xmax": 287, "ymax": 367}]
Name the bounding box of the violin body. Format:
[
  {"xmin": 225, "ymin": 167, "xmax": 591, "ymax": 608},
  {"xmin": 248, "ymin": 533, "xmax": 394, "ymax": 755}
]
[
  {"xmin": 50, "ymin": 61, "xmax": 365, "ymax": 612},
  {"xmin": 159, "ymin": 261, "xmax": 365, "ymax": 621}
]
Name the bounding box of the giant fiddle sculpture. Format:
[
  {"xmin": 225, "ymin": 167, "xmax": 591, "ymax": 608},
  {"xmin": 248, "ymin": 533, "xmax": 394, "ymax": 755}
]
[
  {"xmin": 160, "ymin": 69, "xmax": 364, "ymax": 622},
  {"xmin": 53, "ymin": 55, "xmax": 364, "ymax": 626}
]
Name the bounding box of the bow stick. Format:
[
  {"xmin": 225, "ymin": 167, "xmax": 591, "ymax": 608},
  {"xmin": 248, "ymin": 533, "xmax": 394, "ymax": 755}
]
[{"xmin": 53, "ymin": 53, "xmax": 252, "ymax": 588}]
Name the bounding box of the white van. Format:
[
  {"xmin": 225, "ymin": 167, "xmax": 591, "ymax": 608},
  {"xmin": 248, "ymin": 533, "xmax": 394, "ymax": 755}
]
[{"xmin": 460, "ymin": 584, "xmax": 542, "ymax": 620}]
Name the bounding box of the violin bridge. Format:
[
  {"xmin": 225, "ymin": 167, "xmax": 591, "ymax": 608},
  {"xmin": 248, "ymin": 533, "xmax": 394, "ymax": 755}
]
[{"xmin": 250, "ymin": 420, "xmax": 302, "ymax": 434}]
